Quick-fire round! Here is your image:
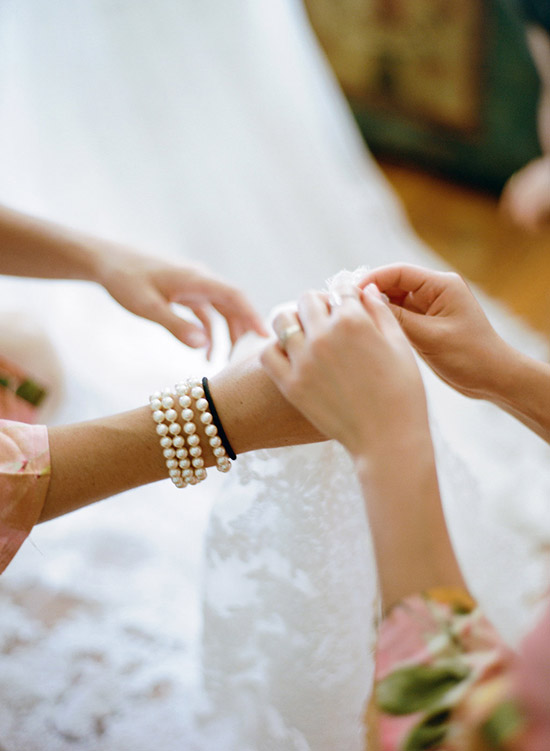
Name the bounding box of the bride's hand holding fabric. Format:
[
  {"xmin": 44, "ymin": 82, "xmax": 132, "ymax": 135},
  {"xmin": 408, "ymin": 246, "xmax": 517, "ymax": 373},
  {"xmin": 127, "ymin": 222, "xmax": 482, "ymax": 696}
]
[{"xmin": 261, "ymin": 282, "xmax": 428, "ymax": 460}]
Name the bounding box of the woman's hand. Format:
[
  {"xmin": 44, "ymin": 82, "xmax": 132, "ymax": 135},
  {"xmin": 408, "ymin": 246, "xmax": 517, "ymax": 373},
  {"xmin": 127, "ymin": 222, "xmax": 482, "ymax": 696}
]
[
  {"xmin": 0, "ymin": 203, "xmax": 266, "ymax": 357},
  {"xmin": 262, "ymin": 283, "xmax": 466, "ymax": 610},
  {"xmin": 261, "ymin": 283, "xmax": 428, "ymax": 459},
  {"xmin": 96, "ymin": 247, "xmax": 267, "ymax": 358},
  {"xmin": 359, "ymin": 264, "xmax": 512, "ymax": 400}
]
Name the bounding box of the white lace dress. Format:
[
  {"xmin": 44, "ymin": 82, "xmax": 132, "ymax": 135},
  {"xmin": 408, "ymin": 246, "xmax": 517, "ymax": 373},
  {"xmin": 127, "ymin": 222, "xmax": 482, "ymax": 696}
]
[{"xmin": 0, "ymin": 1, "xmax": 549, "ymax": 750}]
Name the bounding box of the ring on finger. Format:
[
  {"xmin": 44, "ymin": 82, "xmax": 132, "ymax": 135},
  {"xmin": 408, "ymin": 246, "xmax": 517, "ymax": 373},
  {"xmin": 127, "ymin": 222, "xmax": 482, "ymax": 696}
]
[{"xmin": 278, "ymin": 323, "xmax": 302, "ymax": 351}]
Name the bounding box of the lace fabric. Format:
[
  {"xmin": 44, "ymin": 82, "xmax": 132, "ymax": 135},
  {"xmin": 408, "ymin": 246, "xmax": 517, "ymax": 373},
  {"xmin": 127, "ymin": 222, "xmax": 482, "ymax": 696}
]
[{"xmin": 201, "ymin": 442, "xmax": 378, "ymax": 750}]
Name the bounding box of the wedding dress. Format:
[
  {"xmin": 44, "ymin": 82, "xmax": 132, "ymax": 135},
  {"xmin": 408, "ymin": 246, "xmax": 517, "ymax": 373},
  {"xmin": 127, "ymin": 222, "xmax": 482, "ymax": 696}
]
[{"xmin": 0, "ymin": 1, "xmax": 549, "ymax": 750}]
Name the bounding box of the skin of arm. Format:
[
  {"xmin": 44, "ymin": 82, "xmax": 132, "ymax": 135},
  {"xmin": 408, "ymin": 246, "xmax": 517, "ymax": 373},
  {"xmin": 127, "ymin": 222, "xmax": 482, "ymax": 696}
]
[
  {"xmin": 41, "ymin": 352, "xmax": 324, "ymax": 522},
  {"xmin": 0, "ymin": 203, "xmax": 266, "ymax": 353},
  {"xmin": 362, "ymin": 264, "xmax": 550, "ymax": 444},
  {"xmin": 261, "ymin": 284, "xmax": 466, "ymax": 613}
]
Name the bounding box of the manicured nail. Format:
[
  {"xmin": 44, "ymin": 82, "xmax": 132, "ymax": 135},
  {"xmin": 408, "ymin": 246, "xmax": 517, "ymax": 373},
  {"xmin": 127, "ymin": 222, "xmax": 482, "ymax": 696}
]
[
  {"xmin": 366, "ymin": 283, "xmax": 382, "ymax": 299},
  {"xmin": 188, "ymin": 331, "xmax": 207, "ymax": 347}
]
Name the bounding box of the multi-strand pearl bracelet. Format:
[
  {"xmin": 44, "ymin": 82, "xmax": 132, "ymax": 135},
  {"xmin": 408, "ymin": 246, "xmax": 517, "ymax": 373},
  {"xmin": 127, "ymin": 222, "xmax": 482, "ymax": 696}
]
[{"xmin": 149, "ymin": 377, "xmax": 233, "ymax": 488}]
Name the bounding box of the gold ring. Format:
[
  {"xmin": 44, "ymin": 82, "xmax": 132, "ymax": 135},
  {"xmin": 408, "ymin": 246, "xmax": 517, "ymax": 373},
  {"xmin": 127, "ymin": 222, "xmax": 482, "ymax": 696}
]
[{"xmin": 278, "ymin": 323, "xmax": 302, "ymax": 350}]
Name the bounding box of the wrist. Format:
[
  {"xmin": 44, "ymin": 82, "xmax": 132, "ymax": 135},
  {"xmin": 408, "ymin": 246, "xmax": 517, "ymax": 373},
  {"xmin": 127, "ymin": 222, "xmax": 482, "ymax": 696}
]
[{"xmin": 484, "ymin": 346, "xmax": 550, "ymax": 441}]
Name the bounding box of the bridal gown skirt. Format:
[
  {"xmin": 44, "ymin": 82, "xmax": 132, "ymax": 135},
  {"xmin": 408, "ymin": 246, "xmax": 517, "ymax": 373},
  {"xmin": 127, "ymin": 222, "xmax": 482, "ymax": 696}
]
[{"xmin": 1, "ymin": 1, "xmax": 550, "ymax": 750}]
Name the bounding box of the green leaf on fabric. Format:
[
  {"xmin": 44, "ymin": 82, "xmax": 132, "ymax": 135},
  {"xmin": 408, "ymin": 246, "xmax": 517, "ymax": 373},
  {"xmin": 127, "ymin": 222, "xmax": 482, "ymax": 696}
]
[
  {"xmin": 403, "ymin": 710, "xmax": 451, "ymax": 751},
  {"xmin": 376, "ymin": 662, "xmax": 470, "ymax": 715},
  {"xmin": 481, "ymin": 700, "xmax": 524, "ymax": 749},
  {"xmin": 16, "ymin": 379, "xmax": 47, "ymax": 406}
]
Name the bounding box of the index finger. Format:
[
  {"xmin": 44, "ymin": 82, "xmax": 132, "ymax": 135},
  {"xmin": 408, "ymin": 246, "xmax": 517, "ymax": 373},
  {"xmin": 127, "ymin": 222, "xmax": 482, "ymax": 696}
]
[{"xmin": 358, "ymin": 264, "xmax": 448, "ymax": 313}]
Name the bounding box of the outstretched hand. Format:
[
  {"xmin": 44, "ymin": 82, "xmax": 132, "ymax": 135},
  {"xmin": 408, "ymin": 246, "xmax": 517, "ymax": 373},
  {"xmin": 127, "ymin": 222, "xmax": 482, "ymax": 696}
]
[
  {"xmin": 97, "ymin": 248, "xmax": 267, "ymax": 358},
  {"xmin": 261, "ymin": 283, "xmax": 427, "ymax": 458},
  {"xmin": 359, "ymin": 264, "xmax": 511, "ymax": 399}
]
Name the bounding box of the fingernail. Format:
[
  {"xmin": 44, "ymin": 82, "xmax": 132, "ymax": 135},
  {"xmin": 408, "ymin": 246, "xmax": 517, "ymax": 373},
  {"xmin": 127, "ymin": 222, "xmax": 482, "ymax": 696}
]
[
  {"xmin": 188, "ymin": 331, "xmax": 207, "ymax": 347},
  {"xmin": 366, "ymin": 283, "xmax": 382, "ymax": 299}
]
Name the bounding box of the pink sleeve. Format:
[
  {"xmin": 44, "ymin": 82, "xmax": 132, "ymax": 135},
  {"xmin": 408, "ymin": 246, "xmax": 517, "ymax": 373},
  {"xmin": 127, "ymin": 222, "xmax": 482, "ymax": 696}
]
[{"xmin": 0, "ymin": 419, "xmax": 51, "ymax": 573}]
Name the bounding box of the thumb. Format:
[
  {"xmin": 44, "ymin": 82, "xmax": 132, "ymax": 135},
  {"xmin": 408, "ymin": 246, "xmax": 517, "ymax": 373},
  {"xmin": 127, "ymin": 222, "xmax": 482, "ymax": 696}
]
[{"xmin": 388, "ymin": 302, "xmax": 432, "ymax": 347}]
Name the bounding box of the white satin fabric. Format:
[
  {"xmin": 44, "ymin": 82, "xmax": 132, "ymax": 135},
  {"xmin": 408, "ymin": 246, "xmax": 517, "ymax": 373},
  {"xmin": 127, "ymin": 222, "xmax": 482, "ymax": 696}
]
[{"xmin": 0, "ymin": 2, "xmax": 549, "ymax": 750}]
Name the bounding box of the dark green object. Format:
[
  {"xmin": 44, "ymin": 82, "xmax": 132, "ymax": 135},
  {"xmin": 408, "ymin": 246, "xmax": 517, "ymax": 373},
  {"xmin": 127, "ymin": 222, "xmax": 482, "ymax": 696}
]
[
  {"xmin": 404, "ymin": 710, "xmax": 452, "ymax": 751},
  {"xmin": 376, "ymin": 661, "xmax": 470, "ymax": 715},
  {"xmin": 352, "ymin": 0, "xmax": 541, "ymax": 192},
  {"xmin": 16, "ymin": 379, "xmax": 47, "ymax": 407}
]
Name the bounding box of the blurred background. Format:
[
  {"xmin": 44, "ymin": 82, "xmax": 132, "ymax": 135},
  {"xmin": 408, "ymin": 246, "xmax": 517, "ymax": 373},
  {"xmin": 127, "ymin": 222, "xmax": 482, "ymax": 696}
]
[{"xmin": 305, "ymin": 0, "xmax": 550, "ymax": 336}]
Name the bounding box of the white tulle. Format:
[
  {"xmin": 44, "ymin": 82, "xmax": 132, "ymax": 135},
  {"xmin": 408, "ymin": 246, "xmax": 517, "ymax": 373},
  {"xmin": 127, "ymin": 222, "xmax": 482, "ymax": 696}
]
[{"xmin": 0, "ymin": 2, "xmax": 549, "ymax": 750}]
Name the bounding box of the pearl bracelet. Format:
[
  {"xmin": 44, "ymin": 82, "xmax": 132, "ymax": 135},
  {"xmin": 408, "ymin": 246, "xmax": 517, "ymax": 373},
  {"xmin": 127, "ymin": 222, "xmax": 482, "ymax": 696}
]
[
  {"xmin": 175, "ymin": 380, "xmax": 207, "ymax": 485},
  {"xmin": 150, "ymin": 378, "xmax": 233, "ymax": 487},
  {"xmin": 190, "ymin": 378, "xmax": 231, "ymax": 473},
  {"xmin": 149, "ymin": 388, "xmax": 188, "ymax": 488}
]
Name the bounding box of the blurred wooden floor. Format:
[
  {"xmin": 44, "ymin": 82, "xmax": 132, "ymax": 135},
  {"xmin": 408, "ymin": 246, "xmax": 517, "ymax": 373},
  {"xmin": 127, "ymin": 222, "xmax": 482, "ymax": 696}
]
[{"xmin": 379, "ymin": 161, "xmax": 550, "ymax": 340}]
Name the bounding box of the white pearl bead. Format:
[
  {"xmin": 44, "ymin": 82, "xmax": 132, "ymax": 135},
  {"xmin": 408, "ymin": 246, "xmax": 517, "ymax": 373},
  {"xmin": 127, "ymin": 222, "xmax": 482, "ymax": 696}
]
[
  {"xmin": 150, "ymin": 398, "xmax": 162, "ymax": 411},
  {"xmin": 213, "ymin": 446, "xmax": 226, "ymax": 458},
  {"xmin": 192, "ymin": 457, "xmax": 204, "ymax": 468},
  {"xmin": 183, "ymin": 422, "xmax": 196, "ymax": 435},
  {"xmin": 161, "ymin": 396, "xmax": 174, "ymax": 409},
  {"xmin": 188, "ymin": 475, "xmax": 199, "ymax": 485},
  {"xmin": 172, "ymin": 435, "xmax": 185, "ymax": 448},
  {"xmin": 209, "ymin": 436, "xmax": 222, "ymax": 448},
  {"xmin": 156, "ymin": 423, "xmax": 169, "ymax": 436},
  {"xmin": 166, "ymin": 459, "xmax": 178, "ymax": 469},
  {"xmin": 176, "ymin": 448, "xmax": 188, "ymax": 459},
  {"xmin": 163, "ymin": 448, "xmax": 176, "ymax": 459},
  {"xmin": 191, "ymin": 386, "xmax": 204, "ymax": 400},
  {"xmin": 173, "ymin": 478, "xmax": 186, "ymax": 488},
  {"xmin": 181, "ymin": 408, "xmax": 194, "ymax": 422},
  {"xmin": 169, "ymin": 468, "xmax": 181, "ymax": 478},
  {"xmin": 195, "ymin": 398, "xmax": 209, "ymax": 412},
  {"xmin": 179, "ymin": 459, "xmax": 191, "ymax": 469},
  {"xmin": 165, "ymin": 408, "xmax": 178, "ymax": 422},
  {"xmin": 200, "ymin": 412, "xmax": 213, "ymax": 425},
  {"xmin": 150, "ymin": 391, "xmax": 162, "ymax": 401},
  {"xmin": 189, "ymin": 446, "xmax": 202, "ymax": 457},
  {"xmin": 189, "ymin": 377, "xmax": 201, "ymax": 387},
  {"xmin": 169, "ymin": 423, "xmax": 182, "ymax": 435},
  {"xmin": 216, "ymin": 461, "xmax": 231, "ymax": 473},
  {"xmin": 195, "ymin": 468, "xmax": 207, "ymax": 480},
  {"xmin": 205, "ymin": 424, "xmax": 217, "ymax": 437},
  {"xmin": 182, "ymin": 468, "xmax": 194, "ymax": 479},
  {"xmin": 179, "ymin": 395, "xmax": 192, "ymax": 408},
  {"xmin": 187, "ymin": 435, "xmax": 200, "ymax": 447},
  {"xmin": 152, "ymin": 410, "xmax": 165, "ymax": 423},
  {"xmin": 160, "ymin": 436, "xmax": 172, "ymax": 448},
  {"xmin": 175, "ymin": 383, "xmax": 187, "ymax": 396}
]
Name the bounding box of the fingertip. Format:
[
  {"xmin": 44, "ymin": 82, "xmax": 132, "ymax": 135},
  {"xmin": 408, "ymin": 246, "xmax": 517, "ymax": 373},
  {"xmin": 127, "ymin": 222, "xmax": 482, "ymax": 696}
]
[
  {"xmin": 365, "ymin": 283, "xmax": 382, "ymax": 300},
  {"xmin": 186, "ymin": 330, "xmax": 209, "ymax": 348}
]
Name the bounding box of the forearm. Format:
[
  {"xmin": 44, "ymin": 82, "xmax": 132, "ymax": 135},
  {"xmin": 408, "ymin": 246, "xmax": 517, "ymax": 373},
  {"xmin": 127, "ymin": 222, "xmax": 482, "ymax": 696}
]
[
  {"xmin": 482, "ymin": 344, "xmax": 550, "ymax": 443},
  {"xmin": 354, "ymin": 429, "xmax": 466, "ymax": 614},
  {"xmin": 41, "ymin": 354, "xmax": 324, "ymax": 521},
  {"xmin": 0, "ymin": 204, "xmax": 103, "ymax": 282}
]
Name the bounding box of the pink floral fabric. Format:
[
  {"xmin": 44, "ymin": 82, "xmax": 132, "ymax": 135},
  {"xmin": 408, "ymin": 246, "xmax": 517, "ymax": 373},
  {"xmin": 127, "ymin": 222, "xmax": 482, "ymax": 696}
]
[
  {"xmin": 0, "ymin": 419, "xmax": 50, "ymax": 573},
  {"xmin": 373, "ymin": 589, "xmax": 545, "ymax": 751}
]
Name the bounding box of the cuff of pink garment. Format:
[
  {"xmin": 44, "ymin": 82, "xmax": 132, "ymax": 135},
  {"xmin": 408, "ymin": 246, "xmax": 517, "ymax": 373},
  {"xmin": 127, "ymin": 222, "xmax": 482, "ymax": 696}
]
[{"xmin": 0, "ymin": 419, "xmax": 51, "ymax": 573}]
